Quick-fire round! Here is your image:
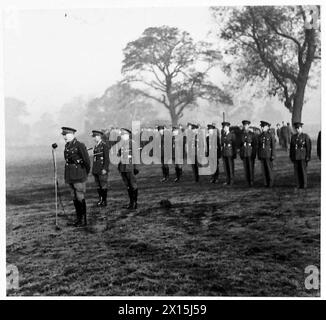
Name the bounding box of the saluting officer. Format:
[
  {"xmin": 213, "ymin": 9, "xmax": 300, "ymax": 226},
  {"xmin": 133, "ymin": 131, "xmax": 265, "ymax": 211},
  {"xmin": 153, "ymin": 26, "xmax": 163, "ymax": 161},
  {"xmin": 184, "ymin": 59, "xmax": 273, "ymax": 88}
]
[
  {"xmin": 221, "ymin": 122, "xmax": 237, "ymax": 185},
  {"xmin": 62, "ymin": 127, "xmax": 90, "ymax": 226},
  {"xmin": 118, "ymin": 128, "xmax": 139, "ymax": 209},
  {"xmin": 206, "ymin": 124, "xmax": 221, "ymax": 183},
  {"xmin": 257, "ymin": 121, "xmax": 275, "ymax": 188},
  {"xmin": 289, "ymin": 122, "xmax": 312, "ymax": 189},
  {"xmin": 91, "ymin": 130, "xmax": 110, "ymax": 207},
  {"xmin": 240, "ymin": 120, "xmax": 257, "ymax": 187}
]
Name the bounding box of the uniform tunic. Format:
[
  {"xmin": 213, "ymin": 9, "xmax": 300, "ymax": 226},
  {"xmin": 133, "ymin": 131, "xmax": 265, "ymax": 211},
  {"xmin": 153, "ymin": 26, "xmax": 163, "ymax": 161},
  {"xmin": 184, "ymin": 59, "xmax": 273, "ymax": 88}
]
[
  {"xmin": 118, "ymin": 138, "xmax": 139, "ymax": 189},
  {"xmin": 64, "ymin": 138, "xmax": 90, "ymax": 200},
  {"xmin": 257, "ymin": 131, "xmax": 275, "ymax": 187},
  {"xmin": 206, "ymin": 133, "xmax": 221, "ymax": 181},
  {"xmin": 240, "ymin": 130, "xmax": 257, "ymax": 186},
  {"xmin": 289, "ymin": 132, "xmax": 312, "ymax": 188},
  {"xmin": 221, "ymin": 131, "xmax": 236, "ymax": 184},
  {"xmin": 92, "ymin": 140, "xmax": 110, "ymax": 189}
]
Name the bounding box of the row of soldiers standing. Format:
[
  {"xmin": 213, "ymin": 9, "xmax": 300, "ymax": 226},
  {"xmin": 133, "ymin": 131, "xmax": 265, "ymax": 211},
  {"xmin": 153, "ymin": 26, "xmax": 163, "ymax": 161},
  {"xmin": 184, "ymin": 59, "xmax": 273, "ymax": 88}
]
[
  {"xmin": 60, "ymin": 119, "xmax": 313, "ymax": 227},
  {"xmin": 157, "ymin": 120, "xmax": 276, "ymax": 187}
]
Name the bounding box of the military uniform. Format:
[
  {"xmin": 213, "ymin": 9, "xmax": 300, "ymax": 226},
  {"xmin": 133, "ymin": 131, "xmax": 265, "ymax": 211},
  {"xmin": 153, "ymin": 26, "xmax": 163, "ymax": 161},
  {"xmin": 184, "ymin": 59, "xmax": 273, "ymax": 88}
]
[
  {"xmin": 206, "ymin": 124, "xmax": 221, "ymax": 183},
  {"xmin": 172, "ymin": 127, "xmax": 185, "ymax": 182},
  {"xmin": 62, "ymin": 127, "xmax": 90, "ymax": 226},
  {"xmin": 221, "ymin": 122, "xmax": 236, "ymax": 185},
  {"xmin": 188, "ymin": 124, "xmax": 200, "ymax": 182},
  {"xmin": 91, "ymin": 130, "xmax": 110, "ymax": 207},
  {"xmin": 118, "ymin": 128, "xmax": 139, "ymax": 209},
  {"xmin": 289, "ymin": 123, "xmax": 312, "ymax": 189},
  {"xmin": 158, "ymin": 126, "xmax": 170, "ymax": 182},
  {"xmin": 257, "ymin": 121, "xmax": 275, "ymax": 187},
  {"xmin": 240, "ymin": 121, "xmax": 257, "ymax": 186}
]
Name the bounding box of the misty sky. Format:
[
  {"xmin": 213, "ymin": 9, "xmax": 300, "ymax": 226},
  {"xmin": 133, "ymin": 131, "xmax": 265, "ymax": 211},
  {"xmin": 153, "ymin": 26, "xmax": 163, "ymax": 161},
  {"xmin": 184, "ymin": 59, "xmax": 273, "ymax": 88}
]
[{"xmin": 3, "ymin": 4, "xmax": 321, "ymax": 126}]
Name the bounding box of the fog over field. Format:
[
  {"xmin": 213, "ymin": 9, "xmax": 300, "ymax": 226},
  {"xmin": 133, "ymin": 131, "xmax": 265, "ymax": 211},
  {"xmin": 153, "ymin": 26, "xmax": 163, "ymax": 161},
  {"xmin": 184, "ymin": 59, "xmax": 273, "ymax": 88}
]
[{"xmin": 4, "ymin": 6, "xmax": 320, "ymax": 154}]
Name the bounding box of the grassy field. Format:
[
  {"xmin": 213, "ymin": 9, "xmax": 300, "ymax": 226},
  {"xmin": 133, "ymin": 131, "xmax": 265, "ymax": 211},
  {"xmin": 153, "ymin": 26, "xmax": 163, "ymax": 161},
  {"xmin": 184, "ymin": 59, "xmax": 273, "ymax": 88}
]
[{"xmin": 6, "ymin": 144, "xmax": 320, "ymax": 296}]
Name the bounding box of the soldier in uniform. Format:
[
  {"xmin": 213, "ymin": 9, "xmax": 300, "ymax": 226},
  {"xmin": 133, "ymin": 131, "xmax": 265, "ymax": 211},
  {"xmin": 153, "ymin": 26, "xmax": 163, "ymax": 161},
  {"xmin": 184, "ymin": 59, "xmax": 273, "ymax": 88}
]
[
  {"xmin": 206, "ymin": 124, "xmax": 221, "ymax": 183},
  {"xmin": 289, "ymin": 122, "xmax": 312, "ymax": 189},
  {"xmin": 172, "ymin": 126, "xmax": 184, "ymax": 182},
  {"xmin": 221, "ymin": 122, "xmax": 237, "ymax": 185},
  {"xmin": 118, "ymin": 128, "xmax": 139, "ymax": 209},
  {"xmin": 239, "ymin": 120, "xmax": 257, "ymax": 187},
  {"xmin": 91, "ymin": 130, "xmax": 110, "ymax": 207},
  {"xmin": 257, "ymin": 121, "xmax": 275, "ymax": 188},
  {"xmin": 158, "ymin": 125, "xmax": 169, "ymax": 182},
  {"xmin": 62, "ymin": 127, "xmax": 90, "ymax": 226},
  {"xmin": 190, "ymin": 124, "xmax": 200, "ymax": 182},
  {"xmin": 276, "ymin": 123, "xmax": 281, "ymax": 146}
]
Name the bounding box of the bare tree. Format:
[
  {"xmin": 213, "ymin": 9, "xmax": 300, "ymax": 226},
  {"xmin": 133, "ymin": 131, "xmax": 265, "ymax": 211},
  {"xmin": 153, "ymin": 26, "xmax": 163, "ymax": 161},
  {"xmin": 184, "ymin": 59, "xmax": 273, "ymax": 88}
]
[{"xmin": 211, "ymin": 6, "xmax": 320, "ymax": 124}]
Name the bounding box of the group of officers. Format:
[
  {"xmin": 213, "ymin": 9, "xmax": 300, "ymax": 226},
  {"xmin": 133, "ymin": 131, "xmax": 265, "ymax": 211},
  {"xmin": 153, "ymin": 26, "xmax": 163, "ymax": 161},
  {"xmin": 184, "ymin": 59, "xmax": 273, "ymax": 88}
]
[{"xmin": 60, "ymin": 119, "xmax": 314, "ymax": 227}]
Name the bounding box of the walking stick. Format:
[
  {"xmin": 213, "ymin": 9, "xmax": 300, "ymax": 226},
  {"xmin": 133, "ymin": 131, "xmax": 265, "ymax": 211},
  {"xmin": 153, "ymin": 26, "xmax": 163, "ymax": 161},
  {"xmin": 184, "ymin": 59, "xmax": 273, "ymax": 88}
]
[{"xmin": 52, "ymin": 143, "xmax": 61, "ymax": 230}]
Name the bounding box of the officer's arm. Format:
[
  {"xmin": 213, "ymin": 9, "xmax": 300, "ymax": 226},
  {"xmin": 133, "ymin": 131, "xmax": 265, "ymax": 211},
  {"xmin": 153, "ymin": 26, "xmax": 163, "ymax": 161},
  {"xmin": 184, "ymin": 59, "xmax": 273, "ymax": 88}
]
[
  {"xmin": 232, "ymin": 133, "xmax": 237, "ymax": 158},
  {"xmin": 252, "ymin": 134, "xmax": 257, "ymax": 159},
  {"xmin": 271, "ymin": 134, "xmax": 276, "ymax": 159},
  {"xmin": 103, "ymin": 143, "xmax": 110, "ymax": 171},
  {"xmin": 80, "ymin": 143, "xmax": 91, "ymax": 174},
  {"xmin": 289, "ymin": 136, "xmax": 294, "ymax": 161},
  {"xmin": 217, "ymin": 135, "xmax": 221, "ymax": 159},
  {"xmin": 306, "ymin": 135, "xmax": 312, "ymax": 161}
]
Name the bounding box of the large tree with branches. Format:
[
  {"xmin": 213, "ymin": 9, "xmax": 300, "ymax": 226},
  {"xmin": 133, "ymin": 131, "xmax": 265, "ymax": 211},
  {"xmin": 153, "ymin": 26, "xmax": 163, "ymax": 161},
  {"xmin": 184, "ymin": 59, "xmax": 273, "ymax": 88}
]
[
  {"xmin": 211, "ymin": 5, "xmax": 320, "ymax": 124},
  {"xmin": 121, "ymin": 25, "xmax": 232, "ymax": 126}
]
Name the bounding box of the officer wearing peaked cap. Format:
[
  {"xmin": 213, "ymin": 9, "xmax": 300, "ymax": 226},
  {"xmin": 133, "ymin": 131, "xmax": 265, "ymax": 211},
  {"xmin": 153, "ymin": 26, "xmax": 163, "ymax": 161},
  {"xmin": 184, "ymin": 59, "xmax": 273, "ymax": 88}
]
[
  {"xmin": 117, "ymin": 128, "xmax": 139, "ymax": 209},
  {"xmin": 257, "ymin": 121, "xmax": 275, "ymax": 187},
  {"xmin": 289, "ymin": 122, "xmax": 311, "ymax": 189},
  {"xmin": 221, "ymin": 121, "xmax": 236, "ymax": 185},
  {"xmin": 91, "ymin": 130, "xmax": 110, "ymax": 207},
  {"xmin": 62, "ymin": 127, "xmax": 90, "ymax": 226},
  {"xmin": 206, "ymin": 124, "xmax": 221, "ymax": 183},
  {"xmin": 240, "ymin": 120, "xmax": 257, "ymax": 187}
]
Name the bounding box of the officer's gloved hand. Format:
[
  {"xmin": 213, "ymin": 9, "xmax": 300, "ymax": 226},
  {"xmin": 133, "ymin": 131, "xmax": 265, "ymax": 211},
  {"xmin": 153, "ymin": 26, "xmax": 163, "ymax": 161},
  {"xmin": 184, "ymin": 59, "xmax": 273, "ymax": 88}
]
[
  {"xmin": 134, "ymin": 168, "xmax": 139, "ymax": 175},
  {"xmin": 101, "ymin": 169, "xmax": 107, "ymax": 175}
]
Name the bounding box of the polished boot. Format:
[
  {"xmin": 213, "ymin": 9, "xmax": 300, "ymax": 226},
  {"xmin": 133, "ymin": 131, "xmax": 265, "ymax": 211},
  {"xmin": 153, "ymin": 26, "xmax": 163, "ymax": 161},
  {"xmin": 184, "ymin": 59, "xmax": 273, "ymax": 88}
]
[
  {"xmin": 101, "ymin": 188, "xmax": 107, "ymax": 206},
  {"xmin": 133, "ymin": 189, "xmax": 138, "ymax": 209},
  {"xmin": 127, "ymin": 188, "xmax": 134, "ymax": 209},
  {"xmin": 97, "ymin": 188, "xmax": 102, "ymax": 206},
  {"xmin": 81, "ymin": 199, "xmax": 87, "ymax": 226},
  {"xmin": 73, "ymin": 200, "xmax": 82, "ymax": 226}
]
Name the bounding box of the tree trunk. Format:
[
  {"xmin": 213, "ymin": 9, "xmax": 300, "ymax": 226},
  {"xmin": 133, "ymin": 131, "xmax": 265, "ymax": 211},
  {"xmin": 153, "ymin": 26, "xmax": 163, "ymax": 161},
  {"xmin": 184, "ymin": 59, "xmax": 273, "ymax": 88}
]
[
  {"xmin": 169, "ymin": 108, "xmax": 179, "ymax": 127},
  {"xmin": 291, "ymin": 71, "xmax": 309, "ymax": 125}
]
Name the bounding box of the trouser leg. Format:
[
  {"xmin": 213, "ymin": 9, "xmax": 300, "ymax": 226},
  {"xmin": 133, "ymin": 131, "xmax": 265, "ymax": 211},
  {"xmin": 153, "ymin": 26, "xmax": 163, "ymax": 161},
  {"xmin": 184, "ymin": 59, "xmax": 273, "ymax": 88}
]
[
  {"xmin": 261, "ymin": 160, "xmax": 268, "ymax": 187},
  {"xmin": 222, "ymin": 157, "xmax": 230, "ymax": 184},
  {"xmin": 175, "ymin": 165, "xmax": 182, "ymax": 181},
  {"xmin": 192, "ymin": 163, "xmax": 199, "ymax": 182},
  {"xmin": 243, "ymin": 159, "xmax": 249, "ymax": 185},
  {"xmin": 70, "ymin": 182, "xmax": 86, "ymax": 226},
  {"xmin": 267, "ymin": 159, "xmax": 274, "ymax": 187},
  {"xmin": 226, "ymin": 157, "xmax": 234, "ymax": 184},
  {"xmin": 301, "ymin": 160, "xmax": 308, "ymax": 188},
  {"xmin": 99, "ymin": 173, "xmax": 108, "ymax": 206}
]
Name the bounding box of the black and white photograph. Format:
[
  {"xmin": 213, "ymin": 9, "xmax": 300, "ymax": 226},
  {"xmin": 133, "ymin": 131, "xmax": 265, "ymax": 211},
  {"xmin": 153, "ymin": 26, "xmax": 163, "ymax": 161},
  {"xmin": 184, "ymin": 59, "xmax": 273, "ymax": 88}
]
[{"xmin": 3, "ymin": 0, "xmax": 322, "ymax": 299}]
